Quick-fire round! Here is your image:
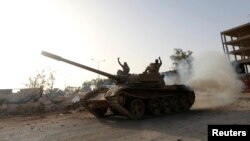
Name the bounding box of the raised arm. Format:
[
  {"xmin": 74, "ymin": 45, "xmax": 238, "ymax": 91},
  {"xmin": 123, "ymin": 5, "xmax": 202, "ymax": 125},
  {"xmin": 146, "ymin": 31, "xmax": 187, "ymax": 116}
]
[
  {"xmin": 118, "ymin": 57, "xmax": 123, "ymax": 67},
  {"xmin": 159, "ymin": 57, "xmax": 162, "ymax": 66}
]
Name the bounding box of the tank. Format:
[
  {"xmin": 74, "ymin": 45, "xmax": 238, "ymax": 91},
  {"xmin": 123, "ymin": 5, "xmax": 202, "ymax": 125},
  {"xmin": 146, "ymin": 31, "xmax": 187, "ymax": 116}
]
[{"xmin": 41, "ymin": 51, "xmax": 195, "ymax": 119}]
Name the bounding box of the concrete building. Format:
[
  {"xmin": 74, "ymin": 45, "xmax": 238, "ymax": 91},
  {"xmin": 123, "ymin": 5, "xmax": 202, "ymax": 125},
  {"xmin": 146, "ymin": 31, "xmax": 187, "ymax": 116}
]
[{"xmin": 221, "ymin": 22, "xmax": 250, "ymax": 89}]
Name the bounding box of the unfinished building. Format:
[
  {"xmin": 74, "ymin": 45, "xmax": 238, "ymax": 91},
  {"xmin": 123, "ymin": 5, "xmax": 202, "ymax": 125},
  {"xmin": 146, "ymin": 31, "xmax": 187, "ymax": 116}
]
[{"xmin": 221, "ymin": 22, "xmax": 250, "ymax": 90}]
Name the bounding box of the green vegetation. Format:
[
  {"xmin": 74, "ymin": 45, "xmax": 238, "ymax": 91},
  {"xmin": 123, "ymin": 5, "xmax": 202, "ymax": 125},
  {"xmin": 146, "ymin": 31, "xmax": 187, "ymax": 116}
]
[
  {"xmin": 170, "ymin": 48, "xmax": 193, "ymax": 70},
  {"xmin": 82, "ymin": 78, "xmax": 115, "ymax": 90}
]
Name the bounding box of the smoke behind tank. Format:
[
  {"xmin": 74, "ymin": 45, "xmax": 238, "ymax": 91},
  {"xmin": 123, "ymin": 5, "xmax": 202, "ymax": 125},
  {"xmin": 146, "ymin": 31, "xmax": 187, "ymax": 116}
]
[{"xmin": 165, "ymin": 51, "xmax": 243, "ymax": 109}]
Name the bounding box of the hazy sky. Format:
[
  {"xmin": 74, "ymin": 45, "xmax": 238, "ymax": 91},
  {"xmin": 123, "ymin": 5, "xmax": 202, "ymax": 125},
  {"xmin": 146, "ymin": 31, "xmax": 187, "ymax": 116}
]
[{"xmin": 0, "ymin": 0, "xmax": 249, "ymax": 89}]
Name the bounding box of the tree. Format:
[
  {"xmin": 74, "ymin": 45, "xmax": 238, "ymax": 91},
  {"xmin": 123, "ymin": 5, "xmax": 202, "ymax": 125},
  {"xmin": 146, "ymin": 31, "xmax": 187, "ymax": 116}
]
[
  {"xmin": 48, "ymin": 71, "xmax": 55, "ymax": 90},
  {"xmin": 170, "ymin": 48, "xmax": 193, "ymax": 70},
  {"xmin": 64, "ymin": 86, "xmax": 81, "ymax": 94},
  {"xmin": 90, "ymin": 78, "xmax": 106, "ymax": 89},
  {"xmin": 81, "ymin": 80, "xmax": 92, "ymax": 91},
  {"xmin": 25, "ymin": 69, "xmax": 55, "ymax": 90},
  {"xmin": 82, "ymin": 78, "xmax": 115, "ymax": 90}
]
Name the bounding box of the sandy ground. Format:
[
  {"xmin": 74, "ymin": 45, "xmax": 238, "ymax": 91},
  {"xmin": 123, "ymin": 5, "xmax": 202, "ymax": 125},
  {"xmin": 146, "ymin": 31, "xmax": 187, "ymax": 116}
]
[{"xmin": 0, "ymin": 93, "xmax": 249, "ymax": 141}]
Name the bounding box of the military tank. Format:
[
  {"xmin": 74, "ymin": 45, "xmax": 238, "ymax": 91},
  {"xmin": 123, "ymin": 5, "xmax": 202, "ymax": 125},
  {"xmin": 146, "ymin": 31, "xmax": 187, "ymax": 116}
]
[{"xmin": 41, "ymin": 51, "xmax": 195, "ymax": 119}]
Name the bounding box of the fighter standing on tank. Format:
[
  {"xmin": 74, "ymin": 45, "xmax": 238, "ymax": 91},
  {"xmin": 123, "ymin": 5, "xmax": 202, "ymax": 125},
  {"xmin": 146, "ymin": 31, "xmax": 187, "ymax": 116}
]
[
  {"xmin": 144, "ymin": 57, "xmax": 162, "ymax": 73},
  {"xmin": 117, "ymin": 57, "xmax": 130, "ymax": 76}
]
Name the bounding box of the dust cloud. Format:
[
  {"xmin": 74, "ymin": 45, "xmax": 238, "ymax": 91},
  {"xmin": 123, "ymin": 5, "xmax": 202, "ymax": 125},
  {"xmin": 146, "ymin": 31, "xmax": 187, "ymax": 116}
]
[{"xmin": 167, "ymin": 51, "xmax": 244, "ymax": 109}]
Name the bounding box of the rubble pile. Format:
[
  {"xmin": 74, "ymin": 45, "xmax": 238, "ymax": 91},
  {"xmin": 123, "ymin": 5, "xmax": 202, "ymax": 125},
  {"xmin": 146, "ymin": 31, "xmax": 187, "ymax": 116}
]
[{"xmin": 0, "ymin": 88, "xmax": 87, "ymax": 117}]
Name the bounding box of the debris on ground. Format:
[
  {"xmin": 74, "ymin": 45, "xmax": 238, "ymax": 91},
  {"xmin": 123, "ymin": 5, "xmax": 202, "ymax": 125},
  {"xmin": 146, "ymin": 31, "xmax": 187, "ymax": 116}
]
[{"xmin": 0, "ymin": 88, "xmax": 89, "ymax": 117}]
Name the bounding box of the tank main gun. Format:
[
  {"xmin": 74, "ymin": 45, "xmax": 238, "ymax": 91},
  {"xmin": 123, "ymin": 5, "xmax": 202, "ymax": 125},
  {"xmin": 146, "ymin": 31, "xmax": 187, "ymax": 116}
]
[{"xmin": 41, "ymin": 51, "xmax": 121, "ymax": 82}]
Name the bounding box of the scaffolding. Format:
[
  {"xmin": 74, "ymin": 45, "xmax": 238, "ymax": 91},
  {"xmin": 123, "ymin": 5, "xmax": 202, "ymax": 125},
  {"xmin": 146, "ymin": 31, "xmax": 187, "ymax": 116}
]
[{"xmin": 221, "ymin": 22, "xmax": 250, "ymax": 89}]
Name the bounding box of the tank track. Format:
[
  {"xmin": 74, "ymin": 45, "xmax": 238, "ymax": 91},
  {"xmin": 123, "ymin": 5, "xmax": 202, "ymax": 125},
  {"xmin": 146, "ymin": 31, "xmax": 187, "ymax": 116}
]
[
  {"xmin": 81, "ymin": 86, "xmax": 195, "ymax": 119},
  {"xmin": 105, "ymin": 86, "xmax": 195, "ymax": 119},
  {"xmin": 80, "ymin": 87, "xmax": 136, "ymax": 119},
  {"xmin": 106, "ymin": 96, "xmax": 135, "ymax": 119},
  {"xmin": 80, "ymin": 88, "xmax": 109, "ymax": 117}
]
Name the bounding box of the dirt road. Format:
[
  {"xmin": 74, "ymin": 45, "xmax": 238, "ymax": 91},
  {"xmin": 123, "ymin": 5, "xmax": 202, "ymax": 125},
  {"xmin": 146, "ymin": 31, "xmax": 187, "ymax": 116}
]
[{"xmin": 0, "ymin": 93, "xmax": 249, "ymax": 141}]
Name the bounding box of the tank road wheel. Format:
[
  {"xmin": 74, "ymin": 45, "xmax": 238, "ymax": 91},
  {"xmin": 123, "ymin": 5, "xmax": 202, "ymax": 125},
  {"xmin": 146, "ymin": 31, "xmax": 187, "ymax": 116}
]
[
  {"xmin": 170, "ymin": 97, "xmax": 181, "ymax": 112},
  {"xmin": 161, "ymin": 98, "xmax": 171, "ymax": 113},
  {"xmin": 130, "ymin": 99, "xmax": 145, "ymax": 118},
  {"xmin": 148, "ymin": 98, "xmax": 161, "ymax": 115},
  {"xmin": 92, "ymin": 107, "xmax": 108, "ymax": 118},
  {"xmin": 180, "ymin": 95, "xmax": 190, "ymax": 111}
]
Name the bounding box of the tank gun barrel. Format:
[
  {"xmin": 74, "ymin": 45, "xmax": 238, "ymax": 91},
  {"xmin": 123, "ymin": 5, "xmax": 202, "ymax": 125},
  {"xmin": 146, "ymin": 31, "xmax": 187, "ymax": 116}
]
[{"xmin": 41, "ymin": 51, "xmax": 119, "ymax": 81}]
